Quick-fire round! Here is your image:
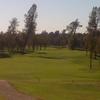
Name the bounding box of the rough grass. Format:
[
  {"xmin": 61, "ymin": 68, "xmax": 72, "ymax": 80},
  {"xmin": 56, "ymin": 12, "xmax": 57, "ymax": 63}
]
[{"xmin": 0, "ymin": 48, "xmax": 100, "ymax": 100}]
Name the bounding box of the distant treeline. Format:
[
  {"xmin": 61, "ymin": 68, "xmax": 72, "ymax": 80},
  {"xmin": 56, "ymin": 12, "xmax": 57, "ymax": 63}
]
[{"xmin": 0, "ymin": 31, "xmax": 85, "ymax": 51}]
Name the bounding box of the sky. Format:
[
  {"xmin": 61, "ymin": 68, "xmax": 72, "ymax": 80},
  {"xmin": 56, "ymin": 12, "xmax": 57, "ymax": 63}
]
[{"xmin": 0, "ymin": 0, "xmax": 100, "ymax": 33}]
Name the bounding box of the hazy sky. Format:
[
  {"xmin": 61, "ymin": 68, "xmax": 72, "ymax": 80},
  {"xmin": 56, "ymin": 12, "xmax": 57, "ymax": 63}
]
[{"xmin": 0, "ymin": 0, "xmax": 100, "ymax": 33}]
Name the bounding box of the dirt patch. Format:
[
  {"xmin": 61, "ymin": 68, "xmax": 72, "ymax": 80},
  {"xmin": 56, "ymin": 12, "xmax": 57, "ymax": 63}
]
[{"xmin": 0, "ymin": 80, "xmax": 34, "ymax": 100}]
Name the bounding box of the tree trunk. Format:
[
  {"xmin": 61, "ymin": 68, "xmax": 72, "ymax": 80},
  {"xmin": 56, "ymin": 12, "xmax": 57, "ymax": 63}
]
[
  {"xmin": 90, "ymin": 51, "xmax": 93, "ymax": 70},
  {"xmin": 94, "ymin": 51, "xmax": 97, "ymax": 59}
]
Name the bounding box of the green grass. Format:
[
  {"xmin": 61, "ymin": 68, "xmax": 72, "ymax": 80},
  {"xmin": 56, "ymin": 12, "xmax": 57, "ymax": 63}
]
[
  {"xmin": 0, "ymin": 95, "xmax": 5, "ymax": 100},
  {"xmin": 0, "ymin": 48, "xmax": 100, "ymax": 100}
]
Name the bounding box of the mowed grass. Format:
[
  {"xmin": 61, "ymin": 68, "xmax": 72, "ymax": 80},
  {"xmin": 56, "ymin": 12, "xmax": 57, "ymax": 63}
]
[
  {"xmin": 0, "ymin": 48, "xmax": 100, "ymax": 100},
  {"xmin": 0, "ymin": 95, "xmax": 6, "ymax": 100}
]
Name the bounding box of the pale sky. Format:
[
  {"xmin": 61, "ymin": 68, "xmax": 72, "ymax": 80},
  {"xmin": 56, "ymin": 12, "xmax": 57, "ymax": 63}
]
[{"xmin": 0, "ymin": 0, "xmax": 100, "ymax": 33}]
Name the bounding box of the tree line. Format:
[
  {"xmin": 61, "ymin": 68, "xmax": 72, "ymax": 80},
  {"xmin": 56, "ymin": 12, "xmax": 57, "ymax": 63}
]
[
  {"xmin": 0, "ymin": 4, "xmax": 85, "ymax": 53},
  {"xmin": 0, "ymin": 4, "xmax": 100, "ymax": 69}
]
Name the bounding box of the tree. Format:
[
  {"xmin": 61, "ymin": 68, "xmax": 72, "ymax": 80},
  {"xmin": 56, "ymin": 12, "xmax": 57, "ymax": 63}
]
[
  {"xmin": 6, "ymin": 18, "xmax": 19, "ymax": 53},
  {"xmin": 66, "ymin": 19, "xmax": 82, "ymax": 49},
  {"xmin": 24, "ymin": 4, "xmax": 37, "ymax": 52},
  {"xmin": 15, "ymin": 31, "xmax": 26, "ymax": 53},
  {"xmin": 87, "ymin": 7, "xmax": 100, "ymax": 69},
  {"xmin": 8, "ymin": 18, "xmax": 19, "ymax": 34},
  {"xmin": 0, "ymin": 32, "xmax": 5, "ymax": 51}
]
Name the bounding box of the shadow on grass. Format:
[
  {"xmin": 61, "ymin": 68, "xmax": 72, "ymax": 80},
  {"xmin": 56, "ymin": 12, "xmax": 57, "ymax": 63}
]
[
  {"xmin": 36, "ymin": 52, "xmax": 47, "ymax": 55},
  {"xmin": 37, "ymin": 56, "xmax": 67, "ymax": 60},
  {"xmin": 0, "ymin": 52, "xmax": 11, "ymax": 58}
]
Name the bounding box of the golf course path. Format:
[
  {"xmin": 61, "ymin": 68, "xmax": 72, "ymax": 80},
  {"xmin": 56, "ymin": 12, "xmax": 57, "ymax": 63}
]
[{"xmin": 0, "ymin": 80, "xmax": 34, "ymax": 100}]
